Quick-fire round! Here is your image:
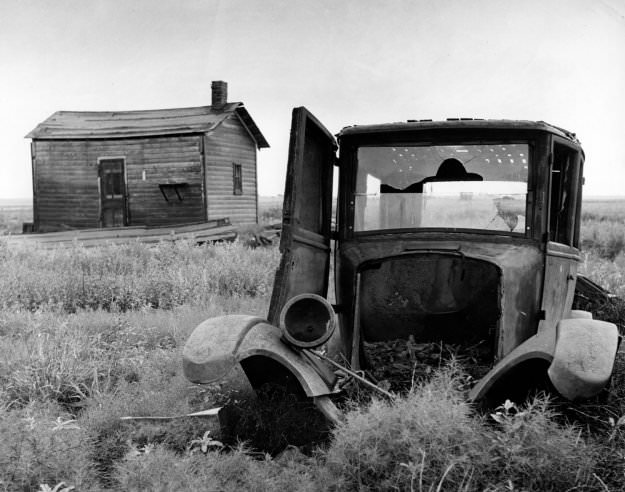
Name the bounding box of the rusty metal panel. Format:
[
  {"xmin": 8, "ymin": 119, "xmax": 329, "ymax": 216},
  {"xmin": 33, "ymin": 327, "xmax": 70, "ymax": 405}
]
[
  {"xmin": 337, "ymin": 237, "xmax": 544, "ymax": 361},
  {"xmin": 540, "ymin": 242, "xmax": 580, "ymax": 334}
]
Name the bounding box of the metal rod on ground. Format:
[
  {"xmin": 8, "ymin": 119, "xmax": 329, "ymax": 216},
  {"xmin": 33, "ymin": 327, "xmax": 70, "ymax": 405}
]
[
  {"xmin": 120, "ymin": 407, "xmax": 221, "ymax": 421},
  {"xmin": 306, "ymin": 349, "xmax": 396, "ymax": 400}
]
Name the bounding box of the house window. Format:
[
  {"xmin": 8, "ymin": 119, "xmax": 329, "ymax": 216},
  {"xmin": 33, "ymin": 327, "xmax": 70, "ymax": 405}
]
[
  {"xmin": 100, "ymin": 159, "xmax": 125, "ymax": 199},
  {"xmin": 233, "ymin": 163, "xmax": 243, "ymax": 195}
]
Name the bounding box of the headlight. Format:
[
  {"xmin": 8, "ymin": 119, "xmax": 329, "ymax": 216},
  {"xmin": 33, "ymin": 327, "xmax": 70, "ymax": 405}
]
[{"xmin": 279, "ymin": 293, "xmax": 336, "ymax": 348}]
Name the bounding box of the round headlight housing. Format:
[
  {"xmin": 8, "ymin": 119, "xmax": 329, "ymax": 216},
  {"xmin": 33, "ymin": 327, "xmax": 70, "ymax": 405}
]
[{"xmin": 279, "ymin": 293, "xmax": 335, "ymax": 348}]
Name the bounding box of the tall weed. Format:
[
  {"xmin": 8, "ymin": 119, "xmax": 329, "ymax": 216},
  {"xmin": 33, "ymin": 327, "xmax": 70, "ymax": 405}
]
[{"xmin": 0, "ymin": 298, "xmax": 267, "ymax": 410}]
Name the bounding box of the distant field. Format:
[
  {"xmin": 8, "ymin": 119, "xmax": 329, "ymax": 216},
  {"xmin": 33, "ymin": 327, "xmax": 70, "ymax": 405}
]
[
  {"xmin": 0, "ymin": 198, "xmax": 31, "ymax": 207},
  {"xmin": 582, "ymin": 197, "xmax": 625, "ymax": 221},
  {"xmin": 0, "ymin": 203, "xmax": 31, "ymax": 235}
]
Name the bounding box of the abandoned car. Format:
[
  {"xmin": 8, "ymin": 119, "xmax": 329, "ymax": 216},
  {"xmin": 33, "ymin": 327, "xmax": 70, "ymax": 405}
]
[{"xmin": 183, "ymin": 108, "xmax": 619, "ymax": 423}]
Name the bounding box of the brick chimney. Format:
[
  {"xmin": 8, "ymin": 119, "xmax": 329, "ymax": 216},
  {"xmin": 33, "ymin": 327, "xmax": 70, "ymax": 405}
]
[{"xmin": 211, "ymin": 81, "xmax": 227, "ymax": 109}]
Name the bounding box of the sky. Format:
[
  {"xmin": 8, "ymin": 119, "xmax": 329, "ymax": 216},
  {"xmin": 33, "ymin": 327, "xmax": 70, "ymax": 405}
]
[{"xmin": 1, "ymin": 0, "xmax": 624, "ymax": 199}]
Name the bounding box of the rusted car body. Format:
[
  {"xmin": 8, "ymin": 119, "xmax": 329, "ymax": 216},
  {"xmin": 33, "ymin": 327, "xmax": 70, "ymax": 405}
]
[{"xmin": 183, "ymin": 108, "xmax": 619, "ymax": 421}]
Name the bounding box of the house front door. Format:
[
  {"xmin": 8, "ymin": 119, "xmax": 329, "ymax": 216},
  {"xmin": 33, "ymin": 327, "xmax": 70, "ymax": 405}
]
[{"xmin": 99, "ymin": 158, "xmax": 127, "ymax": 227}]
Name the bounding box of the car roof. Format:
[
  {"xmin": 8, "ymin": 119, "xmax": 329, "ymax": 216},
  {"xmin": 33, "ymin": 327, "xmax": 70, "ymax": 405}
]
[{"xmin": 337, "ymin": 119, "xmax": 580, "ymax": 144}]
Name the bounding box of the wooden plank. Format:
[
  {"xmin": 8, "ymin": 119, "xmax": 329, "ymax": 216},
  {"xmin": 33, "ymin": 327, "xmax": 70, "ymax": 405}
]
[
  {"xmin": 128, "ymin": 161, "xmax": 201, "ymax": 169},
  {"xmin": 8, "ymin": 221, "xmax": 236, "ymax": 248},
  {"xmin": 205, "ymin": 194, "xmax": 256, "ymax": 201},
  {"xmin": 37, "ymin": 145, "xmax": 199, "ymax": 157},
  {"xmin": 37, "ymin": 147, "xmax": 200, "ymax": 158},
  {"xmin": 36, "ymin": 153, "xmax": 201, "ymax": 163},
  {"xmin": 37, "ymin": 135, "xmax": 200, "ymax": 147},
  {"xmin": 205, "ymin": 170, "xmax": 255, "ymax": 178}
]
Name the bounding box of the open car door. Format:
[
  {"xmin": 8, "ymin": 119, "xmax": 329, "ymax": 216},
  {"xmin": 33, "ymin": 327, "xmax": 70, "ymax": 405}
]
[{"xmin": 268, "ymin": 107, "xmax": 336, "ymax": 325}]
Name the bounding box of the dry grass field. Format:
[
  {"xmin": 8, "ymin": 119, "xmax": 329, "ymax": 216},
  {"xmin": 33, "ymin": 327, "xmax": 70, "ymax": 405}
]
[{"xmin": 0, "ymin": 199, "xmax": 624, "ymax": 491}]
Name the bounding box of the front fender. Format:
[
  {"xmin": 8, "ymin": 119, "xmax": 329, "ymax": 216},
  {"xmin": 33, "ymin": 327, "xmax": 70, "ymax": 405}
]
[
  {"xmin": 183, "ymin": 315, "xmax": 265, "ymax": 384},
  {"xmin": 183, "ymin": 315, "xmax": 336, "ymax": 398}
]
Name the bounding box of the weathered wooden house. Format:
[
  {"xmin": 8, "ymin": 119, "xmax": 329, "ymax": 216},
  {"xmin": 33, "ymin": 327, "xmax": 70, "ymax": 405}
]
[{"xmin": 26, "ymin": 81, "xmax": 269, "ymax": 232}]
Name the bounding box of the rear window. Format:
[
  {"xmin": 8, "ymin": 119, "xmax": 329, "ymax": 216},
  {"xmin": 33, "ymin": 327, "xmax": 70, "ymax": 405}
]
[{"xmin": 354, "ymin": 143, "xmax": 529, "ymax": 234}]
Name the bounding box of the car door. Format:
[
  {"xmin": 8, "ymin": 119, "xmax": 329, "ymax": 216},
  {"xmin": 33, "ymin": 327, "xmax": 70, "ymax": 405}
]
[
  {"xmin": 541, "ymin": 138, "xmax": 583, "ymax": 329},
  {"xmin": 267, "ymin": 107, "xmax": 336, "ymax": 325}
]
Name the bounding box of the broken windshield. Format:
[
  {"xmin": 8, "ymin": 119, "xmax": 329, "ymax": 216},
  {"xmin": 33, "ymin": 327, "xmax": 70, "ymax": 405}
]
[{"xmin": 354, "ymin": 144, "xmax": 529, "ymax": 233}]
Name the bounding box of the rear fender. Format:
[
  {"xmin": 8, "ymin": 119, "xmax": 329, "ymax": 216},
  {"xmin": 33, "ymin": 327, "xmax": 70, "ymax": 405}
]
[
  {"xmin": 548, "ymin": 318, "xmax": 619, "ymax": 399},
  {"xmin": 469, "ymin": 317, "xmax": 619, "ymax": 402},
  {"xmin": 183, "ymin": 315, "xmax": 336, "ymax": 398},
  {"xmin": 469, "ymin": 328, "xmax": 554, "ymax": 402}
]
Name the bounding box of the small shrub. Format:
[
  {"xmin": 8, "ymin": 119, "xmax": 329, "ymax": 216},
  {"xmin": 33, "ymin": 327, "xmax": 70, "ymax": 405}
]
[
  {"xmin": 481, "ymin": 397, "xmax": 598, "ymax": 490},
  {"xmin": 320, "ymin": 366, "xmax": 600, "ymax": 491},
  {"xmin": 322, "ymin": 366, "xmax": 481, "ymax": 491}
]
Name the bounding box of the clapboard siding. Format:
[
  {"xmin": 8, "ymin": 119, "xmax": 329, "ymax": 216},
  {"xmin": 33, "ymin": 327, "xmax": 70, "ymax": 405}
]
[
  {"xmin": 31, "ymin": 108, "xmax": 264, "ymax": 232},
  {"xmin": 33, "ymin": 135, "xmax": 205, "ymax": 231},
  {"xmin": 204, "ymin": 115, "xmax": 258, "ymax": 224}
]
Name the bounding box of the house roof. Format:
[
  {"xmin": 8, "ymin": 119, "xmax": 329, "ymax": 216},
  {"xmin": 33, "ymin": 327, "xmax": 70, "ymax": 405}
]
[{"xmin": 26, "ymin": 102, "xmax": 269, "ymax": 149}]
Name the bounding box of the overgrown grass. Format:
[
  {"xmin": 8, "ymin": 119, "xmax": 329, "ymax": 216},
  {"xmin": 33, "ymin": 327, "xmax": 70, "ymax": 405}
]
[
  {"xmin": 0, "ymin": 299, "xmax": 267, "ymax": 409},
  {"xmin": 0, "ymin": 403, "xmax": 96, "ymax": 491},
  {"xmin": 1, "ymin": 200, "xmax": 625, "ymax": 490},
  {"xmin": 0, "ymin": 298, "xmax": 267, "ymax": 490},
  {"xmin": 581, "ymin": 219, "xmax": 625, "ymax": 260},
  {"xmin": 324, "ymin": 367, "xmax": 601, "ymax": 491},
  {"xmin": 577, "ymin": 199, "xmax": 625, "ymax": 297},
  {"xmin": 579, "ymin": 251, "xmax": 625, "ymax": 298},
  {"xmin": 14, "ymin": 365, "xmax": 603, "ymax": 492},
  {"xmin": 0, "ymin": 239, "xmax": 279, "ymax": 312},
  {"xmin": 580, "ymin": 199, "xmax": 625, "ymax": 260}
]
